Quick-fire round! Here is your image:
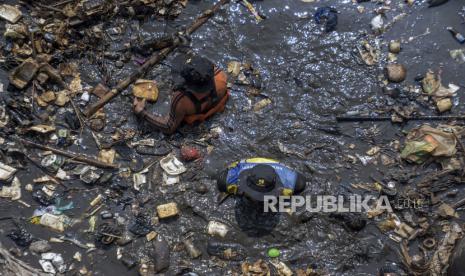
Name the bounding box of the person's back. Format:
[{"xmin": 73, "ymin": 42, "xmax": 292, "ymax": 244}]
[
  {"xmin": 133, "ymin": 55, "xmax": 229, "ymax": 134},
  {"xmin": 216, "ymin": 158, "xmax": 307, "ymax": 201},
  {"xmin": 177, "ymin": 66, "xmax": 228, "ymax": 124}
]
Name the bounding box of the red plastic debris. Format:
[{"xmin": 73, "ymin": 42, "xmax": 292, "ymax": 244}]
[{"xmin": 180, "ymin": 146, "xmax": 201, "ymax": 161}]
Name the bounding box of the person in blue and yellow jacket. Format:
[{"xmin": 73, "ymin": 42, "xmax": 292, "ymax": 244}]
[{"xmin": 216, "ymin": 158, "xmax": 307, "ymax": 202}]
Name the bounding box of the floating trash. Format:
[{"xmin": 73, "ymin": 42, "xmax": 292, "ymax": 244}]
[
  {"xmin": 160, "ymin": 154, "xmax": 186, "ymax": 175},
  {"xmin": 207, "ymin": 221, "xmax": 229, "ymax": 238},
  {"xmin": 0, "ymin": 4, "xmax": 22, "ymax": 23}
]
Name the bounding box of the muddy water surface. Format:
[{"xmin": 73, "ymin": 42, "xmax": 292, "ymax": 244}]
[{"xmin": 1, "ymin": 0, "xmax": 465, "ymax": 275}]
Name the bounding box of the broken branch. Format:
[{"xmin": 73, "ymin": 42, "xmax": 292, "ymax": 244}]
[
  {"xmin": 14, "ymin": 136, "xmax": 118, "ymax": 169},
  {"xmin": 336, "ymin": 115, "xmax": 465, "ymax": 122}
]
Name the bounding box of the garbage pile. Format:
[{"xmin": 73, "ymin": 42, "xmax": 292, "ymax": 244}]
[
  {"xmin": 333, "ymin": 1, "xmax": 465, "ymax": 275},
  {"xmin": 345, "ymin": 123, "xmax": 465, "ymax": 275},
  {"xmin": 0, "ymin": 1, "xmax": 207, "ymax": 275},
  {"xmin": 334, "ymin": 0, "xmax": 464, "ymax": 124}
]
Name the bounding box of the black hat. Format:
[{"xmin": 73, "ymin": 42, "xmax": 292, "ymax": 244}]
[
  {"xmin": 172, "ymin": 54, "xmax": 215, "ymax": 94},
  {"xmin": 238, "ymin": 164, "xmax": 282, "ymax": 202}
]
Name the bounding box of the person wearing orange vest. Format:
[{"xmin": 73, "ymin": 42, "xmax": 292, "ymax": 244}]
[{"xmin": 133, "ymin": 54, "xmax": 229, "ymax": 134}]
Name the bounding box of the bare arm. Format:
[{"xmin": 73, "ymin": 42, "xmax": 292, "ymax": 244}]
[{"xmin": 138, "ymin": 93, "xmax": 187, "ymax": 134}]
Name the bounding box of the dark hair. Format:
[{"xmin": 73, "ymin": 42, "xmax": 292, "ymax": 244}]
[{"xmin": 180, "ymin": 56, "xmax": 214, "ymax": 86}]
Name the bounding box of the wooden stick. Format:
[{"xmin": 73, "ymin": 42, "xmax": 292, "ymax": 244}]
[
  {"xmin": 35, "ymin": 2, "xmax": 65, "ymax": 14},
  {"xmin": 83, "ymin": 0, "xmax": 231, "ymax": 117},
  {"xmin": 336, "ymin": 115, "xmax": 465, "ymax": 122},
  {"xmin": 15, "ymin": 137, "xmax": 118, "ymax": 169},
  {"xmin": 239, "ymin": 0, "xmax": 264, "ymax": 22},
  {"xmin": 52, "ymin": 0, "xmax": 76, "ymax": 7}
]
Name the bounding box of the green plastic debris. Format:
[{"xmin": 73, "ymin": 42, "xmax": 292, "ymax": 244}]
[
  {"xmin": 268, "ymin": 248, "xmax": 280, "ymax": 258},
  {"xmin": 400, "ymin": 139, "xmax": 437, "ymax": 164},
  {"xmin": 421, "ymin": 70, "xmax": 440, "ymax": 94},
  {"xmin": 400, "ymin": 125, "xmax": 458, "ymax": 164}
]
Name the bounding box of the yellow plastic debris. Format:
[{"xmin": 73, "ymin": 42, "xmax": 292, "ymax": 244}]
[
  {"xmin": 156, "ymin": 202, "xmax": 179, "ymax": 219},
  {"xmin": 253, "ymin": 98, "xmax": 272, "ymax": 112},
  {"xmin": 437, "ymin": 98, "xmax": 452, "ymax": 113},
  {"xmin": 132, "ymin": 79, "xmax": 159, "ymax": 102},
  {"xmin": 98, "ymin": 149, "xmax": 116, "ymax": 164}
]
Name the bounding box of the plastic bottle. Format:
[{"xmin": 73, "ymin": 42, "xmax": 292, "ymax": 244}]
[{"xmin": 447, "ymin": 27, "xmax": 465, "ymax": 44}]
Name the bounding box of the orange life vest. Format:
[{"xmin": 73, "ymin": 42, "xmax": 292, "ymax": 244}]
[
  {"xmin": 183, "ymin": 69, "xmax": 229, "ymax": 125},
  {"xmin": 183, "ymin": 91, "xmax": 229, "ymax": 125}
]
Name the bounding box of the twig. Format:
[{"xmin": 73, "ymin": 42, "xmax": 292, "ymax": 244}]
[
  {"xmin": 31, "ymin": 80, "xmax": 37, "ymax": 112},
  {"xmin": 35, "ymin": 3, "xmax": 65, "ymax": 14},
  {"xmin": 452, "ymin": 130, "xmax": 465, "ymax": 176},
  {"xmin": 30, "ymin": 32, "xmax": 37, "ymax": 59},
  {"xmin": 85, "ymin": 204, "xmax": 103, "ymax": 218},
  {"xmin": 15, "ymin": 136, "xmax": 118, "ymax": 169},
  {"xmin": 238, "ymin": 0, "xmax": 264, "ymax": 22},
  {"xmin": 452, "ymin": 196, "xmax": 465, "ymax": 209},
  {"xmin": 90, "ymin": 131, "xmax": 102, "ymax": 149},
  {"xmin": 336, "ymin": 115, "xmax": 465, "ymax": 122},
  {"xmin": 52, "ymin": 0, "xmax": 75, "ymax": 7},
  {"xmin": 68, "ymin": 95, "xmax": 85, "ymax": 134},
  {"xmin": 99, "ymin": 232, "xmax": 122, "ymax": 239},
  {"xmin": 416, "ymin": 169, "xmax": 454, "ymax": 187},
  {"xmin": 57, "ymin": 236, "xmax": 89, "ymax": 249}
]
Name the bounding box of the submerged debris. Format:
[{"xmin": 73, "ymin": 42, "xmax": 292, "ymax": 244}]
[
  {"xmin": 358, "ymin": 41, "xmax": 379, "ymax": 66},
  {"xmin": 428, "ymin": 0, "xmax": 449, "ymax": 7},
  {"xmin": 389, "ymin": 40, "xmax": 401, "ymax": 54},
  {"xmin": 9, "ymin": 58, "xmax": 39, "ymax": 89},
  {"xmin": 450, "ymin": 48, "xmax": 465, "ymax": 63},
  {"xmin": 253, "ymin": 98, "xmax": 272, "ymax": 112},
  {"xmin": 314, "ymin": 7, "xmax": 338, "ymax": 32},
  {"xmin": 207, "ymin": 221, "xmax": 229, "ymax": 238},
  {"xmin": 29, "ymin": 240, "xmax": 52, "ymax": 254},
  {"xmin": 160, "ymin": 154, "xmax": 186, "ymax": 175},
  {"xmin": 370, "ymin": 14, "xmax": 384, "ymax": 34},
  {"xmin": 401, "ymin": 125, "xmax": 458, "ymax": 164},
  {"xmin": 385, "ymin": 63, "xmax": 407, "ymax": 83}
]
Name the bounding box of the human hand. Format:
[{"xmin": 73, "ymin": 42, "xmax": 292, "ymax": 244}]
[{"xmin": 133, "ymin": 97, "xmax": 146, "ymax": 115}]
